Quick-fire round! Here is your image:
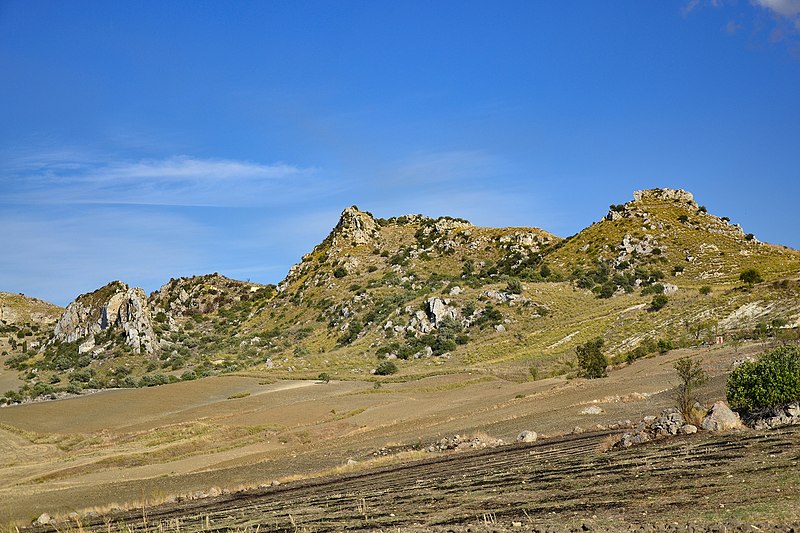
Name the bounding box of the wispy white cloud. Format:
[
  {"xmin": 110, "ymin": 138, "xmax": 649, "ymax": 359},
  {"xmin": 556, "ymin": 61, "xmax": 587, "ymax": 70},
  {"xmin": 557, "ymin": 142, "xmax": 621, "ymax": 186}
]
[
  {"xmin": 683, "ymin": 0, "xmax": 725, "ymax": 15},
  {"xmin": 754, "ymin": 0, "xmax": 800, "ymax": 17},
  {"xmin": 683, "ymin": 0, "xmax": 800, "ymax": 52},
  {"xmin": 1, "ymin": 152, "xmax": 329, "ymax": 207}
]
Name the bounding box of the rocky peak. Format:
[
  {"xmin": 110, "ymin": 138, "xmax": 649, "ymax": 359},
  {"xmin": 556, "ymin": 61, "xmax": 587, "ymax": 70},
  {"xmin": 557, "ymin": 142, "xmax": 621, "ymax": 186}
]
[
  {"xmin": 633, "ymin": 188, "xmax": 696, "ymax": 205},
  {"xmin": 607, "ymin": 188, "xmax": 698, "ymax": 221},
  {"xmin": 331, "ymin": 206, "xmax": 379, "ymax": 247},
  {"xmin": 150, "ymin": 273, "xmax": 270, "ymax": 317},
  {"xmin": 53, "ymin": 281, "xmax": 156, "ymax": 354}
]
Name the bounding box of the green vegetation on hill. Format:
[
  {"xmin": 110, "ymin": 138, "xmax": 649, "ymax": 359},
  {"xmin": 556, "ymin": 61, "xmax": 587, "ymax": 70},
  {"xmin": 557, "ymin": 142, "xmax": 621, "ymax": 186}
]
[{"xmin": 3, "ymin": 189, "xmax": 800, "ymax": 404}]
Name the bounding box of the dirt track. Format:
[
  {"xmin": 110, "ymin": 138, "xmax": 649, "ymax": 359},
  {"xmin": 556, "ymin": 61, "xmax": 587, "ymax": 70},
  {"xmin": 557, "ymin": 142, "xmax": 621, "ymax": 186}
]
[{"xmin": 30, "ymin": 425, "xmax": 800, "ymax": 532}]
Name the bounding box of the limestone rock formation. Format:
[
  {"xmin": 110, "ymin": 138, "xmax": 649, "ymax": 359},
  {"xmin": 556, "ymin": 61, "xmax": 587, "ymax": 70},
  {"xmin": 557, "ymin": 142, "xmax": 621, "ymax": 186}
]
[
  {"xmin": 53, "ymin": 281, "xmax": 156, "ymax": 354},
  {"xmin": 425, "ymin": 297, "xmax": 459, "ymax": 327},
  {"xmin": 331, "ymin": 206, "xmax": 379, "ymax": 247},
  {"xmin": 633, "ymin": 188, "xmax": 696, "ymax": 204}
]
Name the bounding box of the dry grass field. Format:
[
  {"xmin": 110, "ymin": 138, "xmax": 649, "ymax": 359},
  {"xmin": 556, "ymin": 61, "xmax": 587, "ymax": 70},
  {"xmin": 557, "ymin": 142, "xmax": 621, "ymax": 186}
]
[{"xmin": 0, "ymin": 342, "xmax": 796, "ymax": 530}]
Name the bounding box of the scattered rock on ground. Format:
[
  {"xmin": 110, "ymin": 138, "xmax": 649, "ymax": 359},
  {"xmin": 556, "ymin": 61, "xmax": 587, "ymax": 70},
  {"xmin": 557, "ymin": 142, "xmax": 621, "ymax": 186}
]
[
  {"xmin": 743, "ymin": 401, "xmax": 800, "ymax": 430},
  {"xmin": 701, "ymin": 401, "xmax": 744, "ymax": 432},
  {"xmin": 427, "ymin": 434, "xmax": 503, "ymax": 452}
]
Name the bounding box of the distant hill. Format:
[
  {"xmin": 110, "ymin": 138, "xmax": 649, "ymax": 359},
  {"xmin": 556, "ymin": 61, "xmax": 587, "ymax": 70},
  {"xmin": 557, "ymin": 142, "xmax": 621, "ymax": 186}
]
[
  {"xmin": 0, "ymin": 292, "xmax": 61, "ymax": 360},
  {"xmin": 2, "ymin": 189, "xmax": 799, "ymax": 404}
]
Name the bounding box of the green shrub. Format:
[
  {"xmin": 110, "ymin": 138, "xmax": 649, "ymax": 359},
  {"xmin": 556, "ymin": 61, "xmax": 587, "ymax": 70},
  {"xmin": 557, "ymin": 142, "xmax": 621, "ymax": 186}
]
[
  {"xmin": 375, "ymin": 360, "xmax": 398, "ymax": 376},
  {"xmin": 657, "ymin": 339, "xmax": 674, "ymax": 354},
  {"xmin": 650, "ymin": 294, "xmax": 668, "ymax": 311},
  {"xmin": 506, "ymin": 278, "xmax": 523, "ymax": 294},
  {"xmin": 727, "ymin": 345, "xmax": 800, "ymax": 412},
  {"xmin": 699, "ymin": 285, "xmax": 712, "ymax": 295},
  {"xmin": 641, "ymin": 283, "xmax": 665, "ymax": 296},
  {"xmin": 576, "ymin": 337, "xmax": 607, "ymax": 378},
  {"xmin": 739, "ymin": 268, "xmax": 762, "ymax": 288},
  {"xmin": 333, "ymin": 266, "xmax": 348, "ymax": 278}
]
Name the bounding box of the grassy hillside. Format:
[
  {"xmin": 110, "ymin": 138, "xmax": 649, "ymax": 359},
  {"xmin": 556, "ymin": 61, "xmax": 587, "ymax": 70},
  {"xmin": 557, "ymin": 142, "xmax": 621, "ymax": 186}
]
[{"xmin": 2, "ymin": 189, "xmax": 799, "ymax": 405}]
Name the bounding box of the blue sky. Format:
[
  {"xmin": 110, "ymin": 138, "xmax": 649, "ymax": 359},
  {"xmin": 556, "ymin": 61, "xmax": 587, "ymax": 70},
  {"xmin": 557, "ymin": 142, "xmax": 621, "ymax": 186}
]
[{"xmin": 1, "ymin": 1, "xmax": 799, "ymax": 306}]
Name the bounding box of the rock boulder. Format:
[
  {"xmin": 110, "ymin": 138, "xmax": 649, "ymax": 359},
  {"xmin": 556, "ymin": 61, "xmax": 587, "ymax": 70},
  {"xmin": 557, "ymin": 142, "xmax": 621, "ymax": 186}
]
[{"xmin": 701, "ymin": 401, "xmax": 744, "ymax": 432}]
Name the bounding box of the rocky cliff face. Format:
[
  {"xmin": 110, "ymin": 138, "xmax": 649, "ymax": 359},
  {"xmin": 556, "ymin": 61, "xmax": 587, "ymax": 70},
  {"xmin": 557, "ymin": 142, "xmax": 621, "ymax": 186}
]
[{"xmin": 53, "ymin": 281, "xmax": 156, "ymax": 354}]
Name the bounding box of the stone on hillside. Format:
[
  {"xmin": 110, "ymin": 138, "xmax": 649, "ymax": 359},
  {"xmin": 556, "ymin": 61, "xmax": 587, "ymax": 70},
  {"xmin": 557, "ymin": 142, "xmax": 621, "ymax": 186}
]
[
  {"xmin": 517, "ymin": 430, "xmax": 537, "ymax": 443},
  {"xmin": 34, "ymin": 513, "xmax": 52, "ymax": 526},
  {"xmin": 662, "ymin": 283, "xmax": 679, "ymax": 295},
  {"xmin": 679, "ymin": 424, "xmax": 698, "ymax": 435},
  {"xmin": 580, "ymin": 405, "xmax": 604, "ymax": 415},
  {"xmin": 484, "ymin": 289, "xmax": 530, "ymax": 306},
  {"xmin": 701, "ymin": 401, "xmax": 744, "ymax": 432},
  {"xmin": 425, "ymin": 297, "xmax": 459, "ymax": 327}
]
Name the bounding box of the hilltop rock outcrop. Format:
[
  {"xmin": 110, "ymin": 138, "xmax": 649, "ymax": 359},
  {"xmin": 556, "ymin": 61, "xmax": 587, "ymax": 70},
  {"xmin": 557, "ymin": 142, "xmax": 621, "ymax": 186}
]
[
  {"xmin": 53, "ymin": 281, "xmax": 156, "ymax": 354},
  {"xmin": 331, "ymin": 206, "xmax": 379, "ymax": 247},
  {"xmin": 150, "ymin": 273, "xmax": 270, "ymax": 318},
  {"xmin": 633, "ymin": 188, "xmax": 695, "ymax": 204}
]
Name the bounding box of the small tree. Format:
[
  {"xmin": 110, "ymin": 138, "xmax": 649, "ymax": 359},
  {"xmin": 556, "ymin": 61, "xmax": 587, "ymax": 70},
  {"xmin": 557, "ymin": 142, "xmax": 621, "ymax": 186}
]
[
  {"xmin": 739, "ymin": 268, "xmax": 762, "ymax": 288},
  {"xmin": 576, "ymin": 337, "xmax": 607, "ymax": 379},
  {"xmin": 650, "ymin": 294, "xmax": 668, "ymax": 311},
  {"xmin": 673, "ymin": 357, "xmax": 708, "ymax": 422},
  {"xmin": 318, "ymin": 372, "xmax": 331, "ymax": 384}
]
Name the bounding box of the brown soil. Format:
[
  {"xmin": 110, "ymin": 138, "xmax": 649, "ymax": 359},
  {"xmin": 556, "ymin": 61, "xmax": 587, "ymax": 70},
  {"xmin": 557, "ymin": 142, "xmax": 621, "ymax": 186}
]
[
  {"xmin": 1, "ymin": 343, "xmax": 796, "ymax": 530},
  {"xmin": 23, "ymin": 426, "xmax": 800, "ymax": 532}
]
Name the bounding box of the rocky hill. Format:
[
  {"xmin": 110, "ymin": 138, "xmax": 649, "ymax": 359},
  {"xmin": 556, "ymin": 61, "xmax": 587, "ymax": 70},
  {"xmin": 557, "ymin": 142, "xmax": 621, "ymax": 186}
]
[
  {"xmin": 0, "ymin": 292, "xmax": 61, "ymax": 361},
  {"xmin": 2, "ymin": 189, "xmax": 799, "ymax": 404}
]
